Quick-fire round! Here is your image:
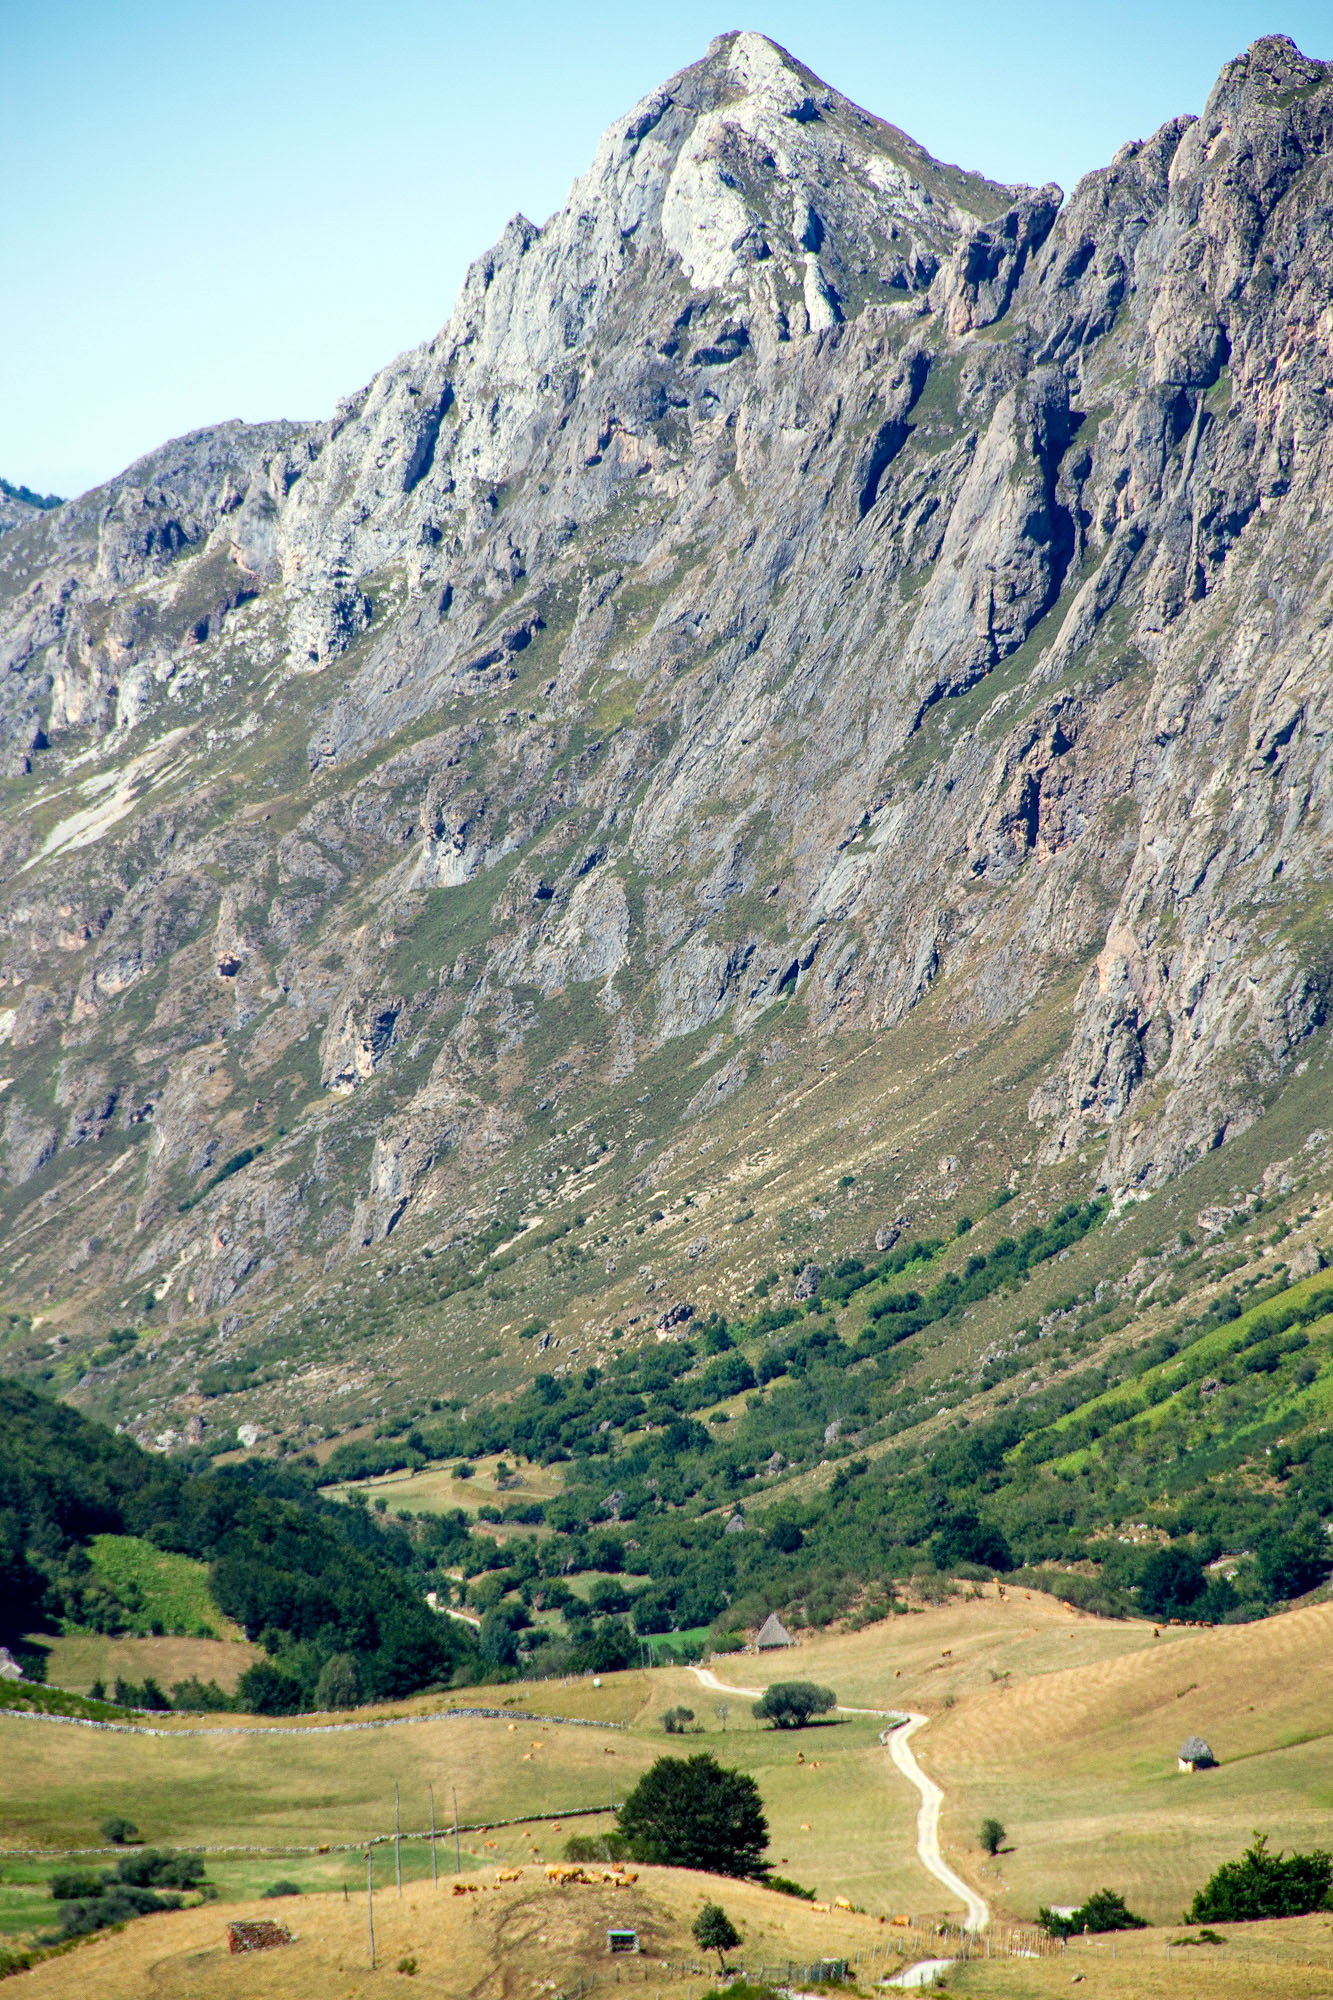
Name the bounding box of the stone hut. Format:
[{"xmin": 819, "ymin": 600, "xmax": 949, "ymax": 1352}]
[{"xmin": 1178, "ymin": 1734, "xmax": 1216, "ymax": 1771}]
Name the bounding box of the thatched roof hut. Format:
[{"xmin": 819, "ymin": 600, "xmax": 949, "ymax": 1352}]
[
  {"xmin": 756, "ymin": 1612, "xmax": 796, "ymax": 1649},
  {"xmin": 1178, "ymin": 1734, "xmax": 1216, "ymax": 1771}
]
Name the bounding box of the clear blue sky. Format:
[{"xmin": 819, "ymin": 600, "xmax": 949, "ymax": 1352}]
[{"xmin": 4, "ymin": 1, "xmax": 1327, "ymax": 498}]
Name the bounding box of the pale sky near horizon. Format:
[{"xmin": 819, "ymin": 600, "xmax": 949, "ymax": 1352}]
[{"xmin": 5, "ymin": 1, "xmax": 1329, "ymax": 499}]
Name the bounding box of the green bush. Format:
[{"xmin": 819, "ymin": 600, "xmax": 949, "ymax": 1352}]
[
  {"xmin": 1041, "ymin": 1889, "xmax": 1147, "ymax": 1937},
  {"xmin": 1188, "ymin": 1834, "xmax": 1333, "ymax": 1923},
  {"xmin": 563, "ymin": 1832, "xmax": 629, "ymax": 1863},
  {"xmin": 766, "ymin": 1875, "xmax": 816, "ymax": 1900}
]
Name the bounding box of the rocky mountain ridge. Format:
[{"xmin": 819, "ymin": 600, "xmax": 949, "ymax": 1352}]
[{"xmin": 1, "ymin": 31, "xmax": 1331, "ymax": 1446}]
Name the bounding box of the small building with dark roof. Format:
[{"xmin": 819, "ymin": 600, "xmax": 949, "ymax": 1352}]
[
  {"xmin": 756, "ymin": 1612, "xmax": 796, "ymax": 1649},
  {"xmin": 1178, "ymin": 1735, "xmax": 1216, "ymax": 1771}
]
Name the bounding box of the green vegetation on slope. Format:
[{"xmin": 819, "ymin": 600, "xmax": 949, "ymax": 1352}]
[{"xmin": 0, "ymin": 1381, "xmax": 478, "ymax": 1706}]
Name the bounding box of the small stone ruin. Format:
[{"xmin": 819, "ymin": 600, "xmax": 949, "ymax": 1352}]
[{"xmin": 227, "ymin": 1919, "xmax": 292, "ymax": 1953}]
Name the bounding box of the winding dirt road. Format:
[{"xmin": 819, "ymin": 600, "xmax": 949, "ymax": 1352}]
[{"xmin": 690, "ymin": 1665, "xmax": 989, "ymax": 1931}]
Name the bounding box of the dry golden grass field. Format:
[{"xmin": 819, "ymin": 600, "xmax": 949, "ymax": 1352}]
[
  {"xmin": 6, "ymin": 1590, "xmax": 1333, "ymax": 1991},
  {"xmin": 0, "ymin": 1865, "xmax": 884, "ymax": 1999},
  {"xmin": 693, "ymin": 1590, "xmax": 1333, "ymax": 1928},
  {"xmin": 11, "ymin": 1872, "xmax": 1333, "ymax": 2000},
  {"xmin": 323, "ymin": 1455, "xmax": 567, "ymax": 1518},
  {"xmin": 25, "ymin": 1631, "xmax": 260, "ymax": 1697}
]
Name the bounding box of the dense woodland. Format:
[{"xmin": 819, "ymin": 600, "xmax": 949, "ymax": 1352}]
[{"xmin": 0, "ymin": 1382, "xmax": 477, "ymax": 1708}]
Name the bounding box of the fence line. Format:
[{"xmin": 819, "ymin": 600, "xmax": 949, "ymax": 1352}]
[
  {"xmin": 0, "ymin": 1802, "xmax": 616, "ymax": 1860},
  {"xmin": 0, "ymin": 1703, "xmax": 624, "ymax": 1742}
]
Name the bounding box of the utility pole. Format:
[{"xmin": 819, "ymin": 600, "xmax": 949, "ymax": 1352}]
[
  {"xmin": 453, "ymin": 1786, "xmax": 461, "ymax": 1874},
  {"xmin": 429, "ymin": 1783, "xmax": 438, "ymax": 1885},
  {"xmin": 395, "ymin": 1780, "xmax": 402, "ymax": 1895},
  {"xmin": 366, "ymin": 1847, "xmax": 375, "ymax": 1969}
]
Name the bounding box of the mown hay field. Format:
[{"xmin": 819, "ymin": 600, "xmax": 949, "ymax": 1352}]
[
  {"xmin": 694, "ymin": 1593, "xmax": 1333, "ymax": 1928},
  {"xmin": 11, "ymin": 1871, "xmax": 1333, "ymax": 2000},
  {"xmin": 6, "ymin": 1863, "xmax": 914, "ymax": 1999}
]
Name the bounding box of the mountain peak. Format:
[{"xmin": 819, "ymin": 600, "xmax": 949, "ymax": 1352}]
[{"xmin": 3, "ymin": 38, "xmax": 1333, "ymax": 1475}]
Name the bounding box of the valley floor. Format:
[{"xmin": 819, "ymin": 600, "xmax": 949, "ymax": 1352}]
[{"xmin": 5, "ymin": 1590, "xmax": 1332, "ymax": 1984}]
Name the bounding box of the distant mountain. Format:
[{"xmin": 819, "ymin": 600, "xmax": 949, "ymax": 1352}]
[{"xmin": 0, "ymin": 32, "xmax": 1331, "ymax": 1476}]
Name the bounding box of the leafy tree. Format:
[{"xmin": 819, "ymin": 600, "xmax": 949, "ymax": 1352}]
[
  {"xmin": 752, "ymin": 1681, "xmax": 837, "ymax": 1730},
  {"xmin": 1137, "ymin": 1546, "xmax": 1206, "ymax": 1620},
  {"xmin": 99, "ymin": 1816, "xmax": 139, "ymax": 1845},
  {"xmin": 576, "ymin": 1617, "xmax": 637, "ymax": 1673},
  {"xmin": 1041, "ymin": 1889, "xmax": 1147, "ymax": 1937},
  {"xmin": 661, "ymin": 1706, "xmax": 696, "ymax": 1734},
  {"xmin": 979, "ymin": 1817, "xmax": 1005, "ymax": 1856},
  {"xmin": 313, "ymin": 1652, "xmax": 361, "ymax": 1710},
  {"xmin": 930, "ymin": 1511, "xmax": 1013, "ymax": 1574},
  {"xmin": 236, "ymin": 1660, "xmax": 303, "ymax": 1715},
  {"xmin": 693, "ymin": 1902, "xmax": 742, "ymax": 1972},
  {"xmin": 479, "ymin": 1605, "xmax": 521, "ymax": 1668},
  {"xmin": 1188, "ymin": 1834, "xmax": 1333, "ymax": 1923},
  {"xmin": 618, "ymin": 1754, "xmax": 768, "ymax": 1876},
  {"xmin": 262, "ymin": 1880, "xmax": 302, "ymax": 1897},
  {"xmin": 1255, "ymin": 1519, "xmax": 1329, "ymax": 1602}
]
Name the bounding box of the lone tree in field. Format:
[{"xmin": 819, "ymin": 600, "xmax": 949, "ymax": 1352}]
[
  {"xmin": 979, "ymin": 1817, "xmax": 1006, "ymax": 1856},
  {"xmin": 99, "ymin": 1816, "xmax": 140, "ymax": 1846},
  {"xmin": 693, "ymin": 1902, "xmax": 741, "ymax": 1973},
  {"xmin": 752, "ymin": 1681, "xmax": 837, "ymax": 1730},
  {"xmin": 617, "ymin": 1754, "xmax": 768, "ymax": 1877},
  {"xmin": 660, "ymin": 1705, "xmax": 695, "ymax": 1734}
]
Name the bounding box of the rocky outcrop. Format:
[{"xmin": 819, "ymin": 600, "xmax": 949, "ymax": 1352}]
[{"xmin": 2, "ymin": 32, "xmax": 1333, "ymax": 1349}]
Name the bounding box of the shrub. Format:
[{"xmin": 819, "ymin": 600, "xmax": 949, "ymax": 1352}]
[
  {"xmin": 752, "ymin": 1681, "xmax": 837, "ymax": 1730},
  {"xmin": 661, "ymin": 1706, "xmax": 696, "ymax": 1734},
  {"xmin": 114, "ymin": 1848, "xmax": 206, "ymax": 1890},
  {"xmin": 617, "ymin": 1754, "xmax": 767, "ymax": 1876},
  {"xmin": 47, "ymin": 1884, "xmax": 184, "ymax": 1940},
  {"xmin": 99, "ymin": 1815, "xmax": 140, "ymax": 1845},
  {"xmin": 1188, "ymin": 1834, "xmax": 1333, "ymax": 1923},
  {"xmin": 766, "ymin": 1875, "xmax": 815, "ymax": 1900},
  {"xmin": 171, "ymin": 1675, "xmax": 233, "ymax": 1711},
  {"xmin": 263, "ymin": 1880, "xmax": 302, "ymax": 1898},
  {"xmin": 49, "ymin": 1871, "xmax": 105, "ymax": 1901},
  {"xmin": 979, "ymin": 1818, "xmax": 1005, "ymax": 1856},
  {"xmin": 564, "ymin": 1833, "xmax": 629, "ymax": 1863}
]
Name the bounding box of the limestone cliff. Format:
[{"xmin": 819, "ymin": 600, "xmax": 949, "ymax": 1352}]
[{"xmin": 1, "ymin": 34, "xmax": 1331, "ymax": 1440}]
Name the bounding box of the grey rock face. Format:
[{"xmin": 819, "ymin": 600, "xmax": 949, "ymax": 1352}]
[{"xmin": 2, "ymin": 32, "xmax": 1333, "ymax": 1334}]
